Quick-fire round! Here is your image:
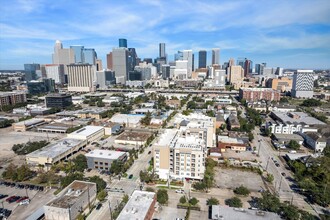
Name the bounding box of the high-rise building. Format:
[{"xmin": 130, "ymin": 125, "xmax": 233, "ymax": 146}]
[
  {"xmin": 198, "ymin": 50, "xmax": 207, "ymax": 68},
  {"xmin": 96, "ymin": 70, "xmax": 115, "ymax": 88},
  {"xmin": 45, "ymin": 64, "xmax": 65, "ymax": 84},
  {"xmin": 128, "ymin": 48, "xmax": 138, "ymax": 71},
  {"xmin": 70, "ymin": 45, "xmax": 84, "ymax": 63},
  {"xmin": 174, "ymin": 60, "xmax": 188, "ymax": 79},
  {"xmin": 183, "ymin": 50, "xmax": 193, "ymax": 78},
  {"xmin": 244, "ymin": 59, "xmax": 251, "ymax": 77},
  {"xmin": 119, "ymin": 38, "xmax": 127, "ymax": 48},
  {"xmin": 212, "ymin": 48, "xmax": 220, "ymax": 65},
  {"xmin": 159, "ymin": 43, "xmax": 166, "ymax": 58},
  {"xmin": 106, "ymin": 52, "xmax": 113, "ymax": 70},
  {"xmin": 229, "ymin": 65, "xmax": 244, "ymax": 89},
  {"xmin": 291, "ymin": 70, "xmax": 314, "ymax": 98},
  {"xmin": 67, "ymin": 64, "xmax": 97, "ymax": 92},
  {"xmin": 161, "ymin": 65, "xmax": 171, "ymax": 79},
  {"xmin": 174, "ymin": 51, "xmax": 183, "ymax": 61},
  {"xmin": 112, "ymin": 48, "xmax": 129, "ymax": 84},
  {"xmin": 96, "ymin": 59, "xmax": 103, "ymax": 71},
  {"xmin": 24, "ymin": 63, "xmax": 40, "ymax": 82},
  {"xmin": 52, "ymin": 40, "xmax": 75, "ymax": 66},
  {"xmin": 266, "ymin": 77, "xmax": 292, "ymax": 92},
  {"xmin": 27, "ymin": 79, "xmax": 55, "ymax": 95},
  {"xmin": 82, "ymin": 48, "xmax": 97, "ymax": 65}
]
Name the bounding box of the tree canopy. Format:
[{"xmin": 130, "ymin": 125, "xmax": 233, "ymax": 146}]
[{"xmin": 156, "ymin": 189, "xmax": 168, "ymax": 205}]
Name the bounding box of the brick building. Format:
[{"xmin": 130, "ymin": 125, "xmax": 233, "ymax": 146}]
[{"xmin": 239, "ymin": 88, "xmax": 280, "ymax": 102}]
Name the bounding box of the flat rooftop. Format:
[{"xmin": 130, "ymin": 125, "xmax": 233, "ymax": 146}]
[
  {"xmin": 27, "ymin": 138, "xmax": 84, "ymax": 159},
  {"xmin": 85, "ymin": 149, "xmax": 126, "ymax": 160},
  {"xmin": 117, "ymin": 190, "xmax": 155, "ymax": 220},
  {"xmin": 13, "ymin": 118, "xmax": 45, "ymax": 127},
  {"xmin": 211, "ymin": 205, "xmax": 281, "ymax": 220},
  {"xmin": 240, "ymin": 88, "xmax": 276, "ymax": 91},
  {"xmin": 70, "ymin": 126, "xmax": 104, "ymax": 137},
  {"xmin": 218, "ymin": 136, "xmax": 245, "ymax": 144},
  {"xmin": 115, "ymin": 130, "xmax": 153, "ymax": 142},
  {"xmin": 46, "ymin": 181, "xmax": 96, "ymax": 209},
  {"xmin": 273, "ymin": 133, "xmax": 304, "ymax": 141},
  {"xmin": 155, "ymin": 129, "xmax": 178, "ymax": 146},
  {"xmin": 110, "ymin": 113, "xmax": 144, "ymax": 124},
  {"xmin": 37, "ymin": 123, "xmax": 71, "ymax": 131},
  {"xmin": 272, "ymin": 111, "xmax": 326, "ymax": 125}
]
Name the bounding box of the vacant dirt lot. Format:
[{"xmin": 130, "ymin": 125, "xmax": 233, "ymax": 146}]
[{"xmin": 214, "ymin": 167, "xmax": 266, "ymax": 192}]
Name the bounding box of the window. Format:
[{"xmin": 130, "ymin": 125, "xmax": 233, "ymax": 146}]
[
  {"xmin": 105, "ymin": 163, "xmax": 108, "ymax": 166},
  {"xmin": 100, "ymin": 167, "xmax": 103, "ymax": 169},
  {"xmin": 100, "ymin": 162, "xmax": 103, "ymax": 165},
  {"xmin": 95, "ymin": 166, "xmax": 98, "ymax": 169},
  {"xmin": 181, "ymin": 163, "xmax": 184, "ymax": 166},
  {"xmin": 94, "ymin": 161, "xmax": 98, "ymax": 164}
]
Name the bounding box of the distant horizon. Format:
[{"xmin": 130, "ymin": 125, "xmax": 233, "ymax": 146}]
[{"xmin": 1, "ymin": 0, "xmax": 330, "ymax": 70}]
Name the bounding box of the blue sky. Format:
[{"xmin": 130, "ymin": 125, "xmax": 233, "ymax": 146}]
[{"xmin": 1, "ymin": 0, "xmax": 330, "ymax": 70}]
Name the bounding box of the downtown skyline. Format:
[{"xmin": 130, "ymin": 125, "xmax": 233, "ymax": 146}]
[{"xmin": 1, "ymin": 0, "xmax": 330, "ymax": 70}]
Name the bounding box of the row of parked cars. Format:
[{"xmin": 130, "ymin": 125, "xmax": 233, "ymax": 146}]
[
  {"xmin": 0, "ymin": 181, "xmax": 44, "ymax": 191},
  {"xmin": 5, "ymin": 196, "xmax": 29, "ymax": 205},
  {"xmin": 0, "ymin": 208, "xmax": 12, "ymax": 218}
]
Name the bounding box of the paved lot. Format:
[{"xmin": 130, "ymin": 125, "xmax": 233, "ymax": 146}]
[
  {"xmin": 222, "ymin": 150, "xmax": 259, "ymax": 162},
  {"xmin": 0, "ymin": 185, "xmax": 56, "ymax": 220},
  {"xmin": 153, "ymin": 206, "xmax": 186, "ymax": 220},
  {"xmin": 215, "ymin": 167, "xmax": 266, "ymax": 192}
]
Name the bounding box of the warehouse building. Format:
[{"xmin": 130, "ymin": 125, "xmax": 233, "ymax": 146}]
[
  {"xmin": 44, "ymin": 180, "xmax": 97, "ymax": 220},
  {"xmin": 13, "ymin": 118, "xmax": 46, "ymax": 132},
  {"xmin": 85, "ymin": 150, "xmax": 127, "ymax": 171},
  {"xmin": 115, "ymin": 130, "xmax": 153, "ymax": 146},
  {"xmin": 67, "ymin": 126, "xmax": 104, "ymax": 143}
]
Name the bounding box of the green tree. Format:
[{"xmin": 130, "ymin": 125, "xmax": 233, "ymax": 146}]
[
  {"xmin": 145, "ymin": 187, "xmax": 155, "ymax": 192},
  {"xmin": 179, "ymin": 195, "xmax": 187, "ymax": 204},
  {"xmin": 97, "ymin": 189, "xmax": 107, "ymax": 202},
  {"xmin": 280, "ymin": 204, "xmax": 300, "ymax": 220},
  {"xmin": 122, "ymin": 194, "xmax": 129, "ymax": 203},
  {"xmin": 189, "ymin": 197, "xmax": 199, "ymax": 206},
  {"xmin": 206, "ymin": 197, "xmax": 219, "ymax": 206},
  {"xmin": 265, "ymin": 173, "xmax": 274, "ymax": 183},
  {"xmin": 225, "ymin": 197, "xmax": 242, "ymax": 208},
  {"xmin": 140, "ymin": 111, "xmax": 152, "ymax": 126},
  {"xmin": 288, "ymin": 140, "xmax": 300, "ymax": 150},
  {"xmin": 301, "ymin": 99, "xmax": 321, "ymax": 107},
  {"xmin": 256, "ymin": 191, "xmax": 281, "ymax": 213},
  {"xmin": 110, "ymin": 160, "xmax": 123, "ymax": 175},
  {"xmin": 233, "ymin": 185, "xmax": 250, "ymax": 196},
  {"xmin": 61, "ymin": 172, "xmax": 84, "ymax": 188},
  {"xmin": 248, "ymin": 132, "xmax": 254, "ymax": 142},
  {"xmin": 89, "ymin": 176, "xmax": 106, "ymax": 192},
  {"xmin": 73, "ymin": 155, "xmax": 88, "ymax": 172},
  {"xmin": 156, "ymin": 189, "xmax": 168, "ymax": 205},
  {"xmin": 280, "ymin": 97, "xmax": 289, "ymax": 103}
]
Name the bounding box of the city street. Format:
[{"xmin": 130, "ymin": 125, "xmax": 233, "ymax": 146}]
[{"xmin": 251, "ymin": 128, "xmax": 318, "ymax": 215}]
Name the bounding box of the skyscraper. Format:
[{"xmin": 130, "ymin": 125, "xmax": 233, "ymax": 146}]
[
  {"xmin": 212, "ymin": 48, "xmax": 220, "ymax": 65},
  {"xmin": 106, "ymin": 52, "xmax": 113, "ymax": 70},
  {"xmin": 183, "ymin": 50, "xmax": 193, "ymax": 78},
  {"xmin": 244, "ymin": 59, "xmax": 251, "ymax": 77},
  {"xmin": 159, "ymin": 43, "xmax": 166, "ymax": 58},
  {"xmin": 229, "ymin": 65, "xmax": 244, "ymax": 89},
  {"xmin": 82, "ymin": 48, "xmax": 97, "ymax": 65},
  {"xmin": 67, "ymin": 64, "xmax": 96, "ymax": 92},
  {"xmin": 52, "ymin": 40, "xmax": 75, "ymax": 66},
  {"xmin": 70, "ymin": 45, "xmax": 84, "ymax": 63},
  {"xmin": 128, "ymin": 48, "xmax": 138, "ymax": 71},
  {"xmin": 198, "ymin": 50, "xmax": 207, "ymax": 68},
  {"xmin": 119, "ymin": 38, "xmax": 127, "ymax": 48},
  {"xmin": 45, "ymin": 64, "xmax": 65, "ymax": 84},
  {"xmin": 291, "ymin": 70, "xmax": 314, "ymax": 98},
  {"xmin": 24, "ymin": 63, "xmax": 40, "ymax": 82},
  {"xmin": 96, "ymin": 59, "xmax": 103, "ymax": 71},
  {"xmin": 112, "ymin": 47, "xmax": 129, "ymax": 84},
  {"xmin": 174, "ymin": 51, "xmax": 183, "ymax": 61}
]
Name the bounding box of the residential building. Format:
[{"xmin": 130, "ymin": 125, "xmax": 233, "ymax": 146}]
[
  {"xmin": 0, "ymin": 91, "xmax": 27, "ymax": 107},
  {"xmin": 267, "ymin": 111, "xmax": 326, "ymax": 134},
  {"xmin": 67, "ymin": 126, "xmax": 105, "ymax": 143},
  {"xmin": 67, "ymin": 64, "xmax": 97, "ymax": 92},
  {"xmin": 300, "ymin": 132, "xmax": 327, "ymax": 152},
  {"xmin": 183, "ymin": 50, "xmax": 193, "ymax": 78},
  {"xmin": 44, "ymin": 181, "xmax": 96, "ymax": 220},
  {"xmin": 24, "ymin": 63, "xmax": 40, "ymax": 82},
  {"xmin": 85, "ymin": 150, "xmax": 127, "ymax": 170},
  {"xmin": 45, "ymin": 64, "xmax": 65, "ymax": 84},
  {"xmin": 174, "ymin": 60, "xmax": 188, "ymax": 79},
  {"xmin": 119, "ymin": 38, "xmax": 127, "ymax": 48},
  {"xmin": 26, "ymin": 138, "xmax": 87, "ymax": 169},
  {"xmin": 198, "ymin": 50, "xmax": 207, "ymax": 68},
  {"xmin": 291, "ymin": 70, "xmax": 314, "ymax": 98},
  {"xmin": 112, "ymin": 47, "xmax": 129, "ymax": 84},
  {"xmin": 45, "ymin": 93, "xmax": 72, "ymax": 109},
  {"xmin": 117, "ymin": 190, "xmax": 156, "ymax": 220},
  {"xmin": 239, "ymin": 88, "xmax": 281, "ymax": 102},
  {"xmin": 266, "ymin": 77, "xmax": 293, "ymax": 92},
  {"xmin": 227, "ymin": 114, "xmax": 240, "ymax": 130},
  {"xmin": 212, "ymin": 48, "xmax": 220, "ymax": 65}
]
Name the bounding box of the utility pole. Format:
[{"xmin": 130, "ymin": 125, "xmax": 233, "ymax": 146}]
[
  {"xmin": 278, "ymin": 175, "xmax": 283, "ymax": 194},
  {"xmin": 108, "ymin": 200, "xmax": 112, "ymax": 220},
  {"xmin": 257, "ymin": 141, "xmax": 261, "ymax": 156},
  {"xmin": 265, "ymin": 156, "xmax": 270, "ymax": 171}
]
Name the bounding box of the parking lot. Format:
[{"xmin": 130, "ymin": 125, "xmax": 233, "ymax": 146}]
[
  {"xmin": 0, "ymin": 183, "xmax": 56, "ymax": 220},
  {"xmin": 222, "ymin": 149, "xmax": 259, "ymax": 162},
  {"xmin": 215, "ymin": 167, "xmax": 266, "ymax": 192}
]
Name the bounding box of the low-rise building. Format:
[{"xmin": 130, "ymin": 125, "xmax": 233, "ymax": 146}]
[
  {"xmin": 117, "ymin": 190, "xmax": 156, "ymax": 220},
  {"xmin": 239, "ymin": 88, "xmax": 280, "ymax": 102},
  {"xmin": 45, "ymin": 93, "xmax": 72, "ymax": 109},
  {"xmin": 272, "ymin": 133, "xmax": 304, "ymax": 145},
  {"xmin": 12, "ymin": 118, "xmax": 46, "ymax": 132},
  {"xmin": 300, "ymin": 132, "xmax": 327, "ymax": 152},
  {"xmin": 132, "ymin": 108, "xmax": 156, "ymax": 115},
  {"xmin": 26, "ymin": 138, "xmax": 87, "ymax": 169},
  {"xmin": 37, "ymin": 122, "xmax": 72, "ymax": 133},
  {"xmin": 115, "ymin": 130, "xmax": 153, "ymax": 146},
  {"xmin": 76, "ymin": 108, "xmax": 108, "ymax": 120},
  {"xmin": 44, "ymin": 180, "xmax": 96, "ymax": 220},
  {"xmin": 227, "ymin": 114, "xmax": 240, "ymax": 130},
  {"xmin": 218, "ymin": 136, "xmax": 247, "ymax": 152},
  {"xmin": 85, "ymin": 150, "xmax": 127, "ymax": 170},
  {"xmin": 165, "ymin": 99, "xmax": 181, "ymax": 109},
  {"xmin": 67, "ymin": 126, "xmax": 105, "ymax": 143},
  {"xmin": 110, "ymin": 113, "xmax": 144, "ymax": 128}
]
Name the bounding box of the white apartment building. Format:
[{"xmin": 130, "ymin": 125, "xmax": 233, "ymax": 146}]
[
  {"xmin": 174, "ymin": 60, "xmax": 188, "ymax": 79},
  {"xmin": 291, "ymin": 70, "xmax": 314, "ymax": 98},
  {"xmin": 183, "ymin": 50, "xmax": 193, "ymax": 78},
  {"xmin": 153, "ymin": 129, "xmax": 206, "ymax": 180}
]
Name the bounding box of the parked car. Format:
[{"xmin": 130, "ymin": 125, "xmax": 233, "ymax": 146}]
[
  {"xmin": 0, "ymin": 194, "xmax": 8, "ymax": 199},
  {"xmin": 128, "ymin": 174, "xmax": 133, "ymax": 179},
  {"xmin": 16, "ymin": 197, "xmax": 28, "ymax": 203},
  {"xmin": 148, "ymin": 151, "xmax": 151, "ymax": 154},
  {"xmin": 281, "ymin": 172, "xmax": 286, "ymax": 177},
  {"xmin": 96, "ymin": 203, "xmax": 102, "ymax": 210},
  {"xmin": 19, "ymin": 199, "xmax": 30, "ymax": 205},
  {"xmin": 175, "ymin": 189, "xmax": 184, "ymax": 194}
]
